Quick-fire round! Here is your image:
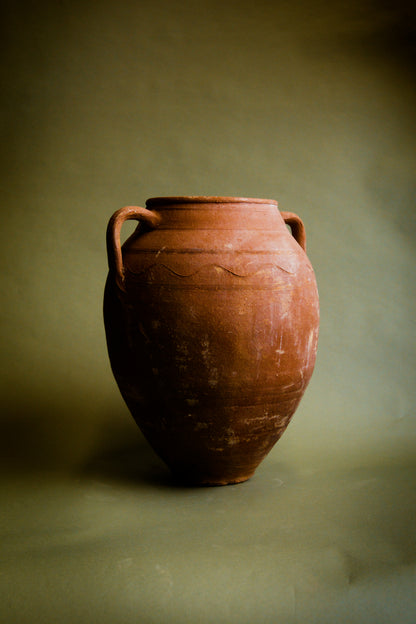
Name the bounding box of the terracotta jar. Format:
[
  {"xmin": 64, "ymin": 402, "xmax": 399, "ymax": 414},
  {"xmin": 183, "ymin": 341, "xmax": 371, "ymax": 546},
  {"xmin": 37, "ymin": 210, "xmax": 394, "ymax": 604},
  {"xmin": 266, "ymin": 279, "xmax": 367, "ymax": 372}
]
[{"xmin": 104, "ymin": 197, "xmax": 319, "ymax": 485}]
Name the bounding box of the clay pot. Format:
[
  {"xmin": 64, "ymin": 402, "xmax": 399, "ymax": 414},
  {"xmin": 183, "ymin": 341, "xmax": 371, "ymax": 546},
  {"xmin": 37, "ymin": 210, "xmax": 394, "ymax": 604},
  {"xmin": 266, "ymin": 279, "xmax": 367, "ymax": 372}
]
[{"xmin": 104, "ymin": 197, "xmax": 319, "ymax": 485}]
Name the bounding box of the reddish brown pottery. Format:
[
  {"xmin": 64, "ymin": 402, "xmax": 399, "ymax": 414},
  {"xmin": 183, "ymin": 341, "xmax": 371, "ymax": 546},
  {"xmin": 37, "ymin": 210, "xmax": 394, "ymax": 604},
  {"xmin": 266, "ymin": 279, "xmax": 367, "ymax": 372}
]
[{"xmin": 104, "ymin": 197, "xmax": 319, "ymax": 485}]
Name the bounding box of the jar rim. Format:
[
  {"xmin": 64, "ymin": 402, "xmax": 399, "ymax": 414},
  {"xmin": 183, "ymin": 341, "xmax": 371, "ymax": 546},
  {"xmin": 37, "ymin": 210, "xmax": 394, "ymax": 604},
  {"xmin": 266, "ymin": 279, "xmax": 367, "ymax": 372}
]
[{"xmin": 146, "ymin": 196, "xmax": 278, "ymax": 207}]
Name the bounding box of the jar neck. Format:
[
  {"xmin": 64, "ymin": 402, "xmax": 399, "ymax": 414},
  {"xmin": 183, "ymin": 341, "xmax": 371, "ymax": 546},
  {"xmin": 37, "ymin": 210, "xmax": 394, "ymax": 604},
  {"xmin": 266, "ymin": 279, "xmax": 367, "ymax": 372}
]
[{"xmin": 145, "ymin": 197, "xmax": 282, "ymax": 231}]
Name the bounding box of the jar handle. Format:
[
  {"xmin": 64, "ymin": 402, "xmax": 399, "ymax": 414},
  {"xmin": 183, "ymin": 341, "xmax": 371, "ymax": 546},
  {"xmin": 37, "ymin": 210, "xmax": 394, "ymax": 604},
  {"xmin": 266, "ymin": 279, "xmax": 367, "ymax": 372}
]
[
  {"xmin": 281, "ymin": 211, "xmax": 306, "ymax": 252},
  {"xmin": 106, "ymin": 205, "xmax": 161, "ymax": 291}
]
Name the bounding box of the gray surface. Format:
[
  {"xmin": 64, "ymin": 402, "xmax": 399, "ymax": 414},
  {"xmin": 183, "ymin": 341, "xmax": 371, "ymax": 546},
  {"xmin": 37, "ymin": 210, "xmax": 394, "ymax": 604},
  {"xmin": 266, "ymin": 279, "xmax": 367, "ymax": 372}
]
[
  {"xmin": 1, "ymin": 0, "xmax": 415, "ymax": 621},
  {"xmin": 2, "ymin": 451, "xmax": 415, "ymax": 623}
]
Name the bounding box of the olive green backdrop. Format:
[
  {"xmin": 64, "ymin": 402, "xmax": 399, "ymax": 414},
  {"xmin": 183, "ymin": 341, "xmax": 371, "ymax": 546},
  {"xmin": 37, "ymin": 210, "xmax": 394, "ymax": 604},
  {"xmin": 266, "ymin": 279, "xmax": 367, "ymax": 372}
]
[{"xmin": 1, "ymin": 1, "xmax": 415, "ymax": 623}]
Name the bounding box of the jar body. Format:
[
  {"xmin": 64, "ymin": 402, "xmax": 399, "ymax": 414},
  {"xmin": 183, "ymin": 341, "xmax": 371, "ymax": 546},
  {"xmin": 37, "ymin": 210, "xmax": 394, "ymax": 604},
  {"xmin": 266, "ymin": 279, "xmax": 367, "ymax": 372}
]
[{"xmin": 104, "ymin": 197, "xmax": 319, "ymax": 485}]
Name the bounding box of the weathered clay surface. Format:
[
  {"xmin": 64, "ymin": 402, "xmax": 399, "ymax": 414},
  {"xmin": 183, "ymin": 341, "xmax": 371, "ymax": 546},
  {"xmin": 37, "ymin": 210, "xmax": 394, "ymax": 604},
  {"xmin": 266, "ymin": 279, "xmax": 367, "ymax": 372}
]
[{"xmin": 104, "ymin": 197, "xmax": 319, "ymax": 485}]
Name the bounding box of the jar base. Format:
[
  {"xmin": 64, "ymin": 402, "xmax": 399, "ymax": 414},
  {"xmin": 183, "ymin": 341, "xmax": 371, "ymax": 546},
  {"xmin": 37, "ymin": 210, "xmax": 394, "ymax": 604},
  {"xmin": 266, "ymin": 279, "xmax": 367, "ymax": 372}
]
[{"xmin": 170, "ymin": 469, "xmax": 255, "ymax": 487}]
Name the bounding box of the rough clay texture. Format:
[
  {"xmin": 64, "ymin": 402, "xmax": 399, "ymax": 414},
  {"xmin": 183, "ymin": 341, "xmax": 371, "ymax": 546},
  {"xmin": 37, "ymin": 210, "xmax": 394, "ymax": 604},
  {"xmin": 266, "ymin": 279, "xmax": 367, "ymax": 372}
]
[{"xmin": 104, "ymin": 197, "xmax": 319, "ymax": 485}]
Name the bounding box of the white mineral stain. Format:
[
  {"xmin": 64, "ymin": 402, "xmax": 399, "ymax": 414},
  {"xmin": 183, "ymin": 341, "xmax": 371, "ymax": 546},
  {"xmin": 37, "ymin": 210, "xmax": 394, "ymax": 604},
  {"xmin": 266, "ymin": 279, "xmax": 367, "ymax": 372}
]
[
  {"xmin": 208, "ymin": 368, "xmax": 219, "ymax": 388},
  {"xmin": 155, "ymin": 246, "xmax": 166, "ymax": 258},
  {"xmin": 176, "ymin": 342, "xmax": 189, "ymax": 372},
  {"xmin": 226, "ymin": 428, "xmax": 239, "ymax": 446},
  {"xmin": 201, "ymin": 336, "xmax": 209, "ymax": 355},
  {"xmin": 305, "ymin": 329, "xmax": 315, "ymax": 370}
]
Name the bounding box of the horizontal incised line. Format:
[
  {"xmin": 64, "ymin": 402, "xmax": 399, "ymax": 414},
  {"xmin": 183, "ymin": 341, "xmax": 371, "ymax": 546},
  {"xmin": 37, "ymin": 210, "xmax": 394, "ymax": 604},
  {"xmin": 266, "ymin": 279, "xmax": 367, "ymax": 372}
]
[
  {"xmin": 128, "ymin": 285, "xmax": 291, "ymax": 291},
  {"xmin": 151, "ymin": 226, "xmax": 278, "ymax": 231},
  {"xmin": 129, "ymin": 249, "xmax": 296, "ymax": 255}
]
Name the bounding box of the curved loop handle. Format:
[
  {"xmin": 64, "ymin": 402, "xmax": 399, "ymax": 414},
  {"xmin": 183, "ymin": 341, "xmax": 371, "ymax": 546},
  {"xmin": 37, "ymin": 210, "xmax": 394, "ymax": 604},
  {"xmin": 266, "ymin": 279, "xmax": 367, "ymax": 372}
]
[
  {"xmin": 106, "ymin": 205, "xmax": 161, "ymax": 291},
  {"xmin": 281, "ymin": 211, "xmax": 306, "ymax": 252}
]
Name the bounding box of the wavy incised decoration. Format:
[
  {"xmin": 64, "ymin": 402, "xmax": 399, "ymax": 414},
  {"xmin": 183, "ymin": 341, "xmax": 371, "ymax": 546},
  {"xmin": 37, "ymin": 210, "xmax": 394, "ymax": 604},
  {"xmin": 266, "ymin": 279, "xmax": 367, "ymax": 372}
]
[{"xmin": 125, "ymin": 261, "xmax": 296, "ymax": 279}]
